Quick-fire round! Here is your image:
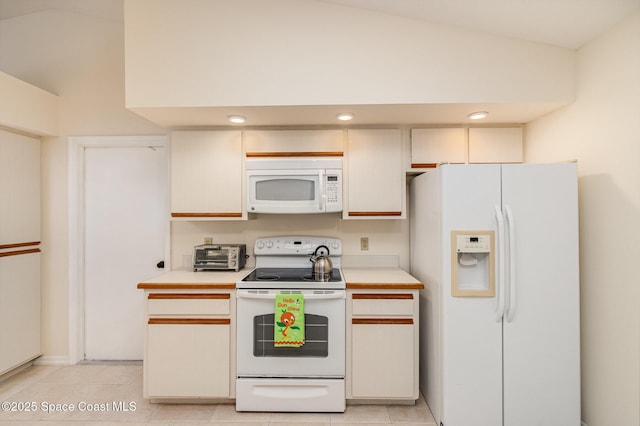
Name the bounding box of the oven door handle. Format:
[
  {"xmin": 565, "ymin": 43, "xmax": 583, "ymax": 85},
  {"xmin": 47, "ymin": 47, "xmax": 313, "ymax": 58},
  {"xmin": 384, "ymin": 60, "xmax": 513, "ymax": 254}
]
[{"xmin": 237, "ymin": 291, "xmax": 346, "ymax": 300}]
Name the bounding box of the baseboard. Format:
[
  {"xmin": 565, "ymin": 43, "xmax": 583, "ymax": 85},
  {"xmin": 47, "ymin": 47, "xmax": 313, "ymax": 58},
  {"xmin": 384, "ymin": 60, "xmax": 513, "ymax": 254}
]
[{"xmin": 34, "ymin": 355, "xmax": 71, "ymax": 366}]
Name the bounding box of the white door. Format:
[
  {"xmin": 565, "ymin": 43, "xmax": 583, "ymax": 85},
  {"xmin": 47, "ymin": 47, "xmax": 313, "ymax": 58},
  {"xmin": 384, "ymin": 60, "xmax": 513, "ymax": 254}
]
[
  {"xmin": 501, "ymin": 164, "xmax": 581, "ymax": 425},
  {"xmin": 84, "ymin": 144, "xmax": 167, "ymax": 360},
  {"xmin": 440, "ymin": 164, "xmax": 503, "ymax": 426}
]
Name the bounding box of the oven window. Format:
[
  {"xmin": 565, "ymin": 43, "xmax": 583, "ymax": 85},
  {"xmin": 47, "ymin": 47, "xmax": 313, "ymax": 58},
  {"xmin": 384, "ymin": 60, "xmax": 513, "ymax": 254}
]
[
  {"xmin": 253, "ymin": 313, "xmax": 328, "ymax": 357},
  {"xmin": 255, "ymin": 179, "xmax": 315, "ymax": 201}
]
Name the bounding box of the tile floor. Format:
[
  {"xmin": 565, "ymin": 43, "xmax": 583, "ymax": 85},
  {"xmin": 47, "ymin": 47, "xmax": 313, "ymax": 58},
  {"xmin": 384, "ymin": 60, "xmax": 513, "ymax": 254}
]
[{"xmin": 0, "ymin": 363, "xmax": 436, "ymax": 425}]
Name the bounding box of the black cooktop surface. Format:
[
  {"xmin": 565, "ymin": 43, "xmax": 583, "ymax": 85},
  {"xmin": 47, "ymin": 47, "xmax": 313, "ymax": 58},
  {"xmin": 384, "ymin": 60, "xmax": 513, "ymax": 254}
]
[{"xmin": 242, "ymin": 267, "xmax": 343, "ymax": 283}]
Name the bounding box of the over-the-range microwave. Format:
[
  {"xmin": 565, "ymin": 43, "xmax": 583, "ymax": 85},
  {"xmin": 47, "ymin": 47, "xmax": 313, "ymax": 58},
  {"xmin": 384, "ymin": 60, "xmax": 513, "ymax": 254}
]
[{"xmin": 246, "ymin": 157, "xmax": 342, "ymax": 214}]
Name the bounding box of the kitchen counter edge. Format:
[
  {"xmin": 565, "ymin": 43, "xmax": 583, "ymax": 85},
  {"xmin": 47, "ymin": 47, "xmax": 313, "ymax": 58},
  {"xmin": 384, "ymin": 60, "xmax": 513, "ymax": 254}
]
[{"xmin": 137, "ymin": 268, "xmax": 251, "ymax": 289}]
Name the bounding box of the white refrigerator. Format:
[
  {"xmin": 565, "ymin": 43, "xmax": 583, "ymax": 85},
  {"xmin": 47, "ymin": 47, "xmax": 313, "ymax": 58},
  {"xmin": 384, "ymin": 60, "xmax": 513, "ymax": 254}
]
[{"xmin": 410, "ymin": 163, "xmax": 580, "ymax": 426}]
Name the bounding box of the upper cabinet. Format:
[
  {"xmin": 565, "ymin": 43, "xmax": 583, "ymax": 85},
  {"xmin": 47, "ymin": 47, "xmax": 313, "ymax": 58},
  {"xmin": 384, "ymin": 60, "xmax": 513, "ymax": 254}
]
[
  {"xmin": 411, "ymin": 127, "xmax": 523, "ymax": 168},
  {"xmin": 468, "ymin": 127, "xmax": 523, "ymax": 163},
  {"xmin": 411, "ymin": 128, "xmax": 466, "ymax": 167},
  {"xmin": 170, "ymin": 131, "xmax": 244, "ymax": 220},
  {"xmin": 344, "ymin": 129, "xmax": 404, "ymax": 220},
  {"xmin": 0, "ymin": 130, "xmax": 41, "ymax": 246},
  {"xmin": 245, "ymin": 130, "xmax": 343, "ymax": 157}
]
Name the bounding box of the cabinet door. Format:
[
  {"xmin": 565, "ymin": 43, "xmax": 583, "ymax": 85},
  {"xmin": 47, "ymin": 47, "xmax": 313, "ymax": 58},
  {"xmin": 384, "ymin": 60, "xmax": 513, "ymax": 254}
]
[
  {"xmin": 0, "ymin": 130, "xmax": 40, "ymax": 245},
  {"xmin": 351, "ymin": 321, "xmax": 415, "ymax": 398},
  {"xmin": 411, "ymin": 128, "xmax": 466, "ymax": 167},
  {"xmin": 0, "ymin": 251, "xmax": 41, "ymax": 374},
  {"xmin": 345, "ymin": 129, "xmax": 404, "ymax": 219},
  {"xmin": 170, "ymin": 131, "xmax": 243, "ymax": 219},
  {"xmin": 146, "ymin": 320, "xmax": 230, "ymax": 398},
  {"xmin": 245, "ymin": 129, "xmax": 343, "ymax": 155},
  {"xmin": 468, "ymin": 127, "xmax": 523, "ymax": 163}
]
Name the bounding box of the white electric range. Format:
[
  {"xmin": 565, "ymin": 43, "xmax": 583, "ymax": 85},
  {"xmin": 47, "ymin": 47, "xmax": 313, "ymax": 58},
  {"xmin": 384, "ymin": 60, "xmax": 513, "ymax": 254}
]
[{"xmin": 235, "ymin": 236, "xmax": 346, "ymax": 412}]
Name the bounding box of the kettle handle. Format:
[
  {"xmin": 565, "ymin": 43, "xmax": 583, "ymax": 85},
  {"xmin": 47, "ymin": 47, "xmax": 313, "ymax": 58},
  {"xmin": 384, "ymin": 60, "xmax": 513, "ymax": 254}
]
[{"xmin": 313, "ymin": 245, "xmax": 330, "ymax": 256}]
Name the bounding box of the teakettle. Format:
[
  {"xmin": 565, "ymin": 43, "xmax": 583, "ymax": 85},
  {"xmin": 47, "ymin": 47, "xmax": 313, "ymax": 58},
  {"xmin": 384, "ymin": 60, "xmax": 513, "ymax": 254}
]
[{"xmin": 310, "ymin": 245, "xmax": 332, "ymax": 281}]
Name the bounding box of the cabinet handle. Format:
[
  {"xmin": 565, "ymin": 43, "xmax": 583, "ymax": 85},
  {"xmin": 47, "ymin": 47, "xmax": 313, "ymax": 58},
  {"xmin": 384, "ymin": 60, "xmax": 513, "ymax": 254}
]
[
  {"xmin": 348, "ymin": 211, "xmax": 402, "ymax": 217},
  {"xmin": 0, "ymin": 248, "xmax": 41, "ymax": 258},
  {"xmin": 148, "ymin": 293, "xmax": 230, "ymax": 300},
  {"xmin": 246, "ymin": 151, "xmax": 344, "ymax": 157},
  {"xmin": 148, "ymin": 318, "xmax": 230, "ymax": 325},
  {"xmin": 171, "ymin": 212, "xmax": 243, "ymax": 218},
  {"xmin": 352, "ymin": 319, "xmax": 413, "ymax": 325},
  {"xmin": 0, "ymin": 241, "xmax": 41, "ymax": 250},
  {"xmin": 410, "ymin": 163, "xmax": 438, "ymax": 169},
  {"xmin": 352, "ymin": 294, "xmax": 413, "ymax": 300}
]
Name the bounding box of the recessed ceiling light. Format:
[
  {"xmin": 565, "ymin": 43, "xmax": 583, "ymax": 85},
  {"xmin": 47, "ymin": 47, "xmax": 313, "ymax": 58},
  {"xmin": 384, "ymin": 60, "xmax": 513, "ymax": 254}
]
[
  {"xmin": 227, "ymin": 115, "xmax": 246, "ymax": 124},
  {"xmin": 468, "ymin": 111, "xmax": 489, "ymax": 120},
  {"xmin": 336, "ymin": 112, "xmax": 354, "ymax": 121}
]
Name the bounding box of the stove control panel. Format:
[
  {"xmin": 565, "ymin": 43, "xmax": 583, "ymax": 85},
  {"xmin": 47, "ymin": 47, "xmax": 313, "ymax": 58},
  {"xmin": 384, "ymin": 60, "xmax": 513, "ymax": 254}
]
[{"xmin": 254, "ymin": 236, "xmax": 341, "ymax": 256}]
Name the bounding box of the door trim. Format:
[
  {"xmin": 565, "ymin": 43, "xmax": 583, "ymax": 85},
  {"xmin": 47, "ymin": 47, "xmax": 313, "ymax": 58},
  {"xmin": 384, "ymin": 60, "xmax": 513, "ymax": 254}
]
[{"xmin": 68, "ymin": 135, "xmax": 169, "ymax": 364}]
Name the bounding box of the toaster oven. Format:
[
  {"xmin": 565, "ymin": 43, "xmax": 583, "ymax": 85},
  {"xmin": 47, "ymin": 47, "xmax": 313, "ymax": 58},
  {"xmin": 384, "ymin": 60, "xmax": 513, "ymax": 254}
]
[{"xmin": 193, "ymin": 244, "xmax": 247, "ymax": 271}]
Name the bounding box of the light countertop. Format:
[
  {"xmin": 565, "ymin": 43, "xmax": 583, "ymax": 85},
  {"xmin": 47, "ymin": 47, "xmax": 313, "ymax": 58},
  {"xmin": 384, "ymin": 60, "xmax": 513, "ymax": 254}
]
[
  {"xmin": 136, "ymin": 268, "xmax": 251, "ymax": 289},
  {"xmin": 137, "ymin": 266, "xmax": 423, "ymax": 290},
  {"xmin": 342, "ymin": 267, "xmax": 424, "ymax": 290}
]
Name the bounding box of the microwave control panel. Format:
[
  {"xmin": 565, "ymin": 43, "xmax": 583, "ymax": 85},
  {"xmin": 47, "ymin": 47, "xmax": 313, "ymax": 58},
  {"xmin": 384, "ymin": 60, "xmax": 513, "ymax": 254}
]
[{"xmin": 324, "ymin": 170, "xmax": 342, "ymax": 212}]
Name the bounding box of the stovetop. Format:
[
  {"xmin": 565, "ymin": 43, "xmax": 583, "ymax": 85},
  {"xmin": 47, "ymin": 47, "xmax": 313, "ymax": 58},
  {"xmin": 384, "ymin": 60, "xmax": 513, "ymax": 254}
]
[
  {"xmin": 237, "ymin": 236, "xmax": 346, "ymax": 290},
  {"xmin": 243, "ymin": 267, "xmax": 342, "ymax": 282}
]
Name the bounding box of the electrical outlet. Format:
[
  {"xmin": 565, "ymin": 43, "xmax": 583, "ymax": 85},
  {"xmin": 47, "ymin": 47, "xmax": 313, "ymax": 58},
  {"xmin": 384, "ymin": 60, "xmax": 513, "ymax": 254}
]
[
  {"xmin": 204, "ymin": 236, "xmax": 213, "ymax": 245},
  {"xmin": 360, "ymin": 237, "xmax": 369, "ymax": 251}
]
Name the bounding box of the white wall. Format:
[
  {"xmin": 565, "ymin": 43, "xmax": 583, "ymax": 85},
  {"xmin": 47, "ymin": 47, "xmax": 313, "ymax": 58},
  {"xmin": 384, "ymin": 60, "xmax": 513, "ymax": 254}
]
[
  {"xmin": 172, "ymin": 215, "xmax": 409, "ymax": 271},
  {"xmin": 124, "ymin": 0, "xmax": 575, "ymax": 108},
  {"xmin": 525, "ymin": 12, "xmax": 640, "ymax": 426},
  {"xmin": 0, "ymin": 7, "xmax": 165, "ymax": 360}
]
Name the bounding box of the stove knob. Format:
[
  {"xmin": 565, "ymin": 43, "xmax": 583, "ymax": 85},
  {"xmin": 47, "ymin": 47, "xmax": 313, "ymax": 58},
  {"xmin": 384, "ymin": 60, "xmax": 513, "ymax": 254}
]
[
  {"xmin": 230, "ymin": 253, "xmax": 237, "ymax": 259},
  {"xmin": 256, "ymin": 240, "xmax": 265, "ymax": 249},
  {"xmin": 266, "ymin": 240, "xmax": 274, "ymax": 248},
  {"xmin": 230, "ymin": 261, "xmax": 236, "ymax": 267},
  {"xmin": 331, "ymin": 241, "xmax": 340, "ymax": 250}
]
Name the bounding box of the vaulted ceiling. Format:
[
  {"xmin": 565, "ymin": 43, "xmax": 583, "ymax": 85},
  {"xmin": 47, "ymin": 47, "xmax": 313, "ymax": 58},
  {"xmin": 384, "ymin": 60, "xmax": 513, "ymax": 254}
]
[{"xmin": 2, "ymin": 0, "xmax": 638, "ymax": 49}]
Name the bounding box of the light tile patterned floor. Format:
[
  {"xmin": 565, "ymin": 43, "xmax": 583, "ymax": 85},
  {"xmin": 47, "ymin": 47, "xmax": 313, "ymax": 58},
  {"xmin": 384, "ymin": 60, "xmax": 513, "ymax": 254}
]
[{"xmin": 0, "ymin": 364, "xmax": 436, "ymax": 425}]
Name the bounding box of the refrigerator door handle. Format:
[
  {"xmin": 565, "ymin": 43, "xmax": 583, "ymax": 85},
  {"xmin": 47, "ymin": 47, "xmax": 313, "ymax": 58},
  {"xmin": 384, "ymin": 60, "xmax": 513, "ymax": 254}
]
[
  {"xmin": 505, "ymin": 205, "xmax": 517, "ymax": 322},
  {"xmin": 494, "ymin": 205, "xmax": 506, "ymax": 322}
]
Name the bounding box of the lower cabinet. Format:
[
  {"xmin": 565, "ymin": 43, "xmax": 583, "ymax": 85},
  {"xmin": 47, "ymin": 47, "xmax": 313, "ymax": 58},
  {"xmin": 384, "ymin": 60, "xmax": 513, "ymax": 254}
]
[
  {"xmin": 347, "ymin": 290, "xmax": 419, "ymax": 401},
  {"xmin": 0, "ymin": 250, "xmax": 41, "ymax": 375},
  {"xmin": 146, "ymin": 320, "xmax": 230, "ymax": 398},
  {"xmin": 142, "ymin": 291, "xmax": 235, "ymax": 399}
]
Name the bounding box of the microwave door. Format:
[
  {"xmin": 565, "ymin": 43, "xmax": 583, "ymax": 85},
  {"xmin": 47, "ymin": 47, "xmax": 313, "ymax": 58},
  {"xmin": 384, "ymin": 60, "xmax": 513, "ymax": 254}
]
[{"xmin": 248, "ymin": 170, "xmax": 323, "ymax": 214}]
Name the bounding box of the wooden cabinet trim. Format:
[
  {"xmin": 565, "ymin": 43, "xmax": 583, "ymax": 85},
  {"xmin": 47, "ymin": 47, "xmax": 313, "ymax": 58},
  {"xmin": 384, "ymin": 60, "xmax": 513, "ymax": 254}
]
[
  {"xmin": 148, "ymin": 293, "xmax": 230, "ymax": 300},
  {"xmin": 137, "ymin": 283, "xmax": 236, "ymax": 289},
  {"xmin": 148, "ymin": 318, "xmax": 231, "ymax": 325},
  {"xmin": 246, "ymin": 151, "xmax": 343, "ymax": 158},
  {"xmin": 171, "ymin": 212, "xmax": 243, "ymax": 218},
  {"xmin": 352, "ymin": 294, "xmax": 413, "ymax": 300},
  {"xmin": 348, "ymin": 211, "xmax": 402, "ymax": 217},
  {"xmin": 0, "ymin": 241, "xmax": 41, "ymax": 250},
  {"xmin": 346, "ymin": 283, "xmax": 424, "ymax": 290},
  {"xmin": 410, "ymin": 163, "xmax": 438, "ymax": 169},
  {"xmin": 0, "ymin": 248, "xmax": 41, "ymax": 258},
  {"xmin": 352, "ymin": 318, "xmax": 414, "ymax": 325}
]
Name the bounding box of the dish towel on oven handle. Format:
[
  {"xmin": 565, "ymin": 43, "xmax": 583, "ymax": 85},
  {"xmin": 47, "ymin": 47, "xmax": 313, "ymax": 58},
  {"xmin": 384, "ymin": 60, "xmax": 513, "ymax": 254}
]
[{"xmin": 274, "ymin": 293, "xmax": 305, "ymax": 347}]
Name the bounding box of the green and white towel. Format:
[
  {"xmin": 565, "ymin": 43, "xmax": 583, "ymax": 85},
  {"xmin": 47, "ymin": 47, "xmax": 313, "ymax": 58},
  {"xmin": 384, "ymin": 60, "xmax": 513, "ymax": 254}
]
[{"xmin": 274, "ymin": 293, "xmax": 305, "ymax": 347}]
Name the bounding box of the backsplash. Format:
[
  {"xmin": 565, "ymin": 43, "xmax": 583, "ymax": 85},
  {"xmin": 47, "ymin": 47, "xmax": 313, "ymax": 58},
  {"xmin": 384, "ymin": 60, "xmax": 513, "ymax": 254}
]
[{"xmin": 171, "ymin": 213, "xmax": 410, "ymax": 271}]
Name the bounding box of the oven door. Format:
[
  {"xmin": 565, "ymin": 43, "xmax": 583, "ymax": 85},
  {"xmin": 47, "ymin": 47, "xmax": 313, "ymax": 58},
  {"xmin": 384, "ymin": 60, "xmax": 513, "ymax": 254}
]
[
  {"xmin": 246, "ymin": 170, "xmax": 325, "ymax": 214},
  {"xmin": 236, "ymin": 289, "xmax": 346, "ymax": 378}
]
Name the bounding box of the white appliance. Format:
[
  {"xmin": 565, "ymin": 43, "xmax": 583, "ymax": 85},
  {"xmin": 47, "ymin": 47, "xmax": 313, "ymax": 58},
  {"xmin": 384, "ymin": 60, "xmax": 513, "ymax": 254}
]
[
  {"xmin": 236, "ymin": 236, "xmax": 346, "ymax": 412},
  {"xmin": 246, "ymin": 158, "xmax": 342, "ymax": 214},
  {"xmin": 410, "ymin": 163, "xmax": 580, "ymax": 426}
]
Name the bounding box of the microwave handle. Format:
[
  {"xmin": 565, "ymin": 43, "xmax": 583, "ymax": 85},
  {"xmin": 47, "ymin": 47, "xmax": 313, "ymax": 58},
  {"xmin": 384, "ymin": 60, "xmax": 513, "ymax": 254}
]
[{"xmin": 318, "ymin": 169, "xmax": 325, "ymax": 212}]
